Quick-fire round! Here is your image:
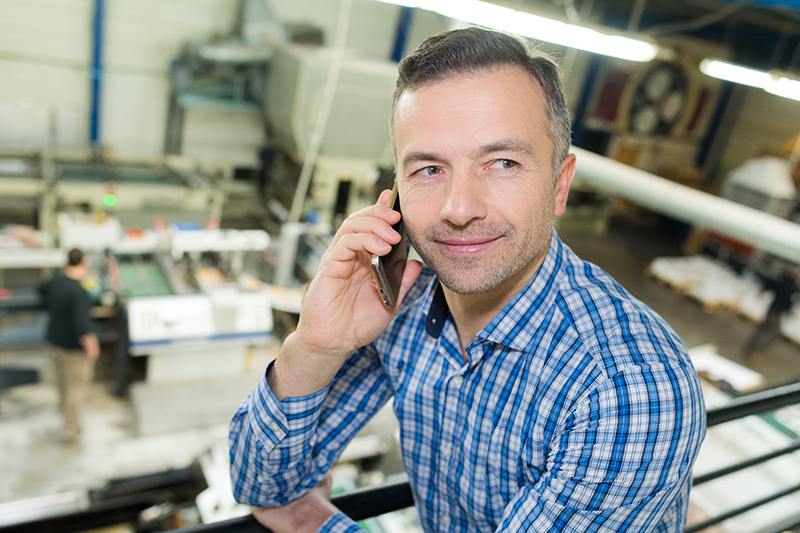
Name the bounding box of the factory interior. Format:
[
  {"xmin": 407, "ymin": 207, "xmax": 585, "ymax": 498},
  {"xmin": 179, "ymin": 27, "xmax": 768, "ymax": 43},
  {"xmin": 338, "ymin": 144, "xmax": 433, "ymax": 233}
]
[{"xmin": 1, "ymin": 0, "xmax": 800, "ymax": 531}]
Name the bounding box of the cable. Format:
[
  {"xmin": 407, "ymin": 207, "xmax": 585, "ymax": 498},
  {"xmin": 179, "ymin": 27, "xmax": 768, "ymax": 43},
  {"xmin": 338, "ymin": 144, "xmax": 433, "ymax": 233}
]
[
  {"xmin": 642, "ymin": 0, "xmax": 753, "ymax": 36},
  {"xmin": 288, "ymin": 0, "xmax": 353, "ymax": 224}
]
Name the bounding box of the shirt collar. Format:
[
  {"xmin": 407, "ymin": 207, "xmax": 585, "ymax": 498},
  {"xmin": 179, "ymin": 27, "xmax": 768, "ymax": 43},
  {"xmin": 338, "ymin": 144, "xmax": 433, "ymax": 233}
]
[{"xmin": 423, "ymin": 230, "xmax": 566, "ymax": 351}]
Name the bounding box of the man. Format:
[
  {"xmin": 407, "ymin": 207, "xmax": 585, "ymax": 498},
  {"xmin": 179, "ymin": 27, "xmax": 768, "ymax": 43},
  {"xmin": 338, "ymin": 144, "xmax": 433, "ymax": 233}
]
[
  {"xmin": 39, "ymin": 248, "xmax": 99, "ymax": 443},
  {"xmin": 230, "ymin": 27, "xmax": 706, "ymax": 533},
  {"xmin": 745, "ymin": 267, "xmax": 800, "ymax": 363}
]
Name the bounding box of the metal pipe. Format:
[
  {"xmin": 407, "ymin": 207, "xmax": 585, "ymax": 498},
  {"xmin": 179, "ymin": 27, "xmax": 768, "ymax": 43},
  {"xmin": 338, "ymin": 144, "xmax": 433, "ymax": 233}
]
[
  {"xmin": 167, "ymin": 379, "xmax": 800, "ymax": 533},
  {"xmin": 627, "ymin": 0, "xmax": 648, "ymax": 32},
  {"xmin": 90, "ymin": 0, "xmax": 105, "ymax": 147},
  {"xmin": 571, "ymin": 146, "xmax": 800, "ymax": 264},
  {"xmin": 704, "ymin": 381, "xmax": 800, "ymax": 427},
  {"xmin": 692, "ymin": 439, "xmax": 800, "ymax": 485},
  {"xmin": 684, "ymin": 481, "xmax": 800, "ymax": 533},
  {"xmin": 169, "ymin": 475, "xmax": 413, "ymax": 532},
  {"xmin": 757, "ymin": 512, "xmax": 800, "ymax": 533}
]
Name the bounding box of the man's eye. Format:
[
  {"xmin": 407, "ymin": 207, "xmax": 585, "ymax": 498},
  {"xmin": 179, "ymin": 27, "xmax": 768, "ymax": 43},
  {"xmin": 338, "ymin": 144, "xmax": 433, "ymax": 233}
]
[
  {"xmin": 416, "ymin": 166, "xmax": 442, "ymax": 176},
  {"xmin": 489, "ymin": 159, "xmax": 517, "ymax": 170}
]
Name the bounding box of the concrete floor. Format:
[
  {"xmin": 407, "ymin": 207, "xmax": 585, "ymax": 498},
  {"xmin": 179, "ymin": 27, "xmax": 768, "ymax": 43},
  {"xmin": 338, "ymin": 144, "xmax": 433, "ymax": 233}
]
[
  {"xmin": 0, "ymin": 348, "xmax": 231, "ymax": 505},
  {"xmin": 1, "ymin": 211, "xmax": 799, "ymax": 529}
]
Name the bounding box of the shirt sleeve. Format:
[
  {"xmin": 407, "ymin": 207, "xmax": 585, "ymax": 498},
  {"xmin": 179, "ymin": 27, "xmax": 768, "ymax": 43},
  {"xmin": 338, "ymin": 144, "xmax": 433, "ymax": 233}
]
[
  {"xmin": 320, "ymin": 512, "xmax": 366, "ymax": 533},
  {"xmin": 229, "ymin": 343, "xmax": 393, "ymax": 508},
  {"xmin": 495, "ymin": 362, "xmax": 706, "ymax": 532}
]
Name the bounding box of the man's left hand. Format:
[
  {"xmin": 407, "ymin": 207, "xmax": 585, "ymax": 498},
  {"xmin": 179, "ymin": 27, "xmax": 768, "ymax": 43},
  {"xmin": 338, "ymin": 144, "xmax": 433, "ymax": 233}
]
[{"xmin": 251, "ymin": 474, "xmax": 338, "ymax": 533}]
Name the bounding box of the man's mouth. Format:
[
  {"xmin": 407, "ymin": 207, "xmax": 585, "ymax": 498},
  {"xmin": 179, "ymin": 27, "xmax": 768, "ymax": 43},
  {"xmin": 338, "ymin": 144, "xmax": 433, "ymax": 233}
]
[{"xmin": 436, "ymin": 237, "xmax": 501, "ymax": 256}]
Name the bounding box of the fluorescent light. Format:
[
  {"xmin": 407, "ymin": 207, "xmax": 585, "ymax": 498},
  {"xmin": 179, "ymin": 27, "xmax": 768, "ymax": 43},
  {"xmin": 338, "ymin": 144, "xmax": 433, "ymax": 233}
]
[
  {"xmin": 699, "ymin": 59, "xmax": 772, "ymax": 89},
  {"xmin": 374, "ymin": 0, "xmax": 658, "ymax": 62},
  {"xmin": 766, "ymin": 77, "xmax": 800, "ymax": 102},
  {"xmin": 701, "ymin": 59, "xmax": 800, "ymax": 103}
]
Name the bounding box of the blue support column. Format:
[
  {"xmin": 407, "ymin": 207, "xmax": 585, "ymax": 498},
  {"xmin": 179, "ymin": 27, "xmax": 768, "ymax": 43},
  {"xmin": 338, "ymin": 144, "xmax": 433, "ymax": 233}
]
[
  {"xmin": 391, "ymin": 6, "xmax": 414, "ymax": 62},
  {"xmin": 571, "ymin": 54, "xmax": 602, "ymax": 150},
  {"xmin": 695, "ymin": 81, "xmax": 734, "ymax": 169},
  {"xmin": 90, "ymin": 0, "xmax": 105, "ymax": 147}
]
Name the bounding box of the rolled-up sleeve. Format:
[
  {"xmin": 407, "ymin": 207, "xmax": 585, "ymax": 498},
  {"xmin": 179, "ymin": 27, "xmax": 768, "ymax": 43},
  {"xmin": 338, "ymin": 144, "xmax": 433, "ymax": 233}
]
[{"xmin": 229, "ymin": 343, "xmax": 393, "ymax": 509}]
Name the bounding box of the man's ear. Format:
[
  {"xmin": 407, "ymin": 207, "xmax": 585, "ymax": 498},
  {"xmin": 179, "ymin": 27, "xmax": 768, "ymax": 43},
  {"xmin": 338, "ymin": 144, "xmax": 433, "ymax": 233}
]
[{"xmin": 553, "ymin": 153, "xmax": 576, "ymax": 217}]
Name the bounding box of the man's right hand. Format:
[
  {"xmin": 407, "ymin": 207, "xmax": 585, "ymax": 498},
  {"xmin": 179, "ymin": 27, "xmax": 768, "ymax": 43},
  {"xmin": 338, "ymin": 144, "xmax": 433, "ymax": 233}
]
[{"xmin": 269, "ymin": 189, "xmax": 423, "ymax": 400}]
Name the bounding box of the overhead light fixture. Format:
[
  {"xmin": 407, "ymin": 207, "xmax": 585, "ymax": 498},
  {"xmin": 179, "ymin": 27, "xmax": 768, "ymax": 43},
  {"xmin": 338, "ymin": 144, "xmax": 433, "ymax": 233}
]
[
  {"xmin": 766, "ymin": 77, "xmax": 800, "ymax": 102},
  {"xmin": 375, "ymin": 0, "xmax": 658, "ymax": 62},
  {"xmin": 700, "ymin": 59, "xmax": 800, "ymax": 103}
]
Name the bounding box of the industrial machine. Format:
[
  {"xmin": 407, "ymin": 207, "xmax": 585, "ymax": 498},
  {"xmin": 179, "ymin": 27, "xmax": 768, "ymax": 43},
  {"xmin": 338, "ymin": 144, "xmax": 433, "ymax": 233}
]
[
  {"xmin": 263, "ymin": 45, "xmax": 397, "ymax": 226},
  {"xmin": 53, "ymin": 156, "xmax": 224, "ymax": 231},
  {"xmin": 108, "ymin": 228, "xmax": 274, "ymax": 434}
]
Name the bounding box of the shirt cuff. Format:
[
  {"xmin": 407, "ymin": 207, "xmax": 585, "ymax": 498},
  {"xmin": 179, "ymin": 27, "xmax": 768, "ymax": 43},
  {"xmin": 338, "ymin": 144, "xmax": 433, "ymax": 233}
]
[
  {"xmin": 247, "ymin": 360, "xmax": 331, "ymax": 454},
  {"xmin": 321, "ymin": 512, "xmax": 365, "ymax": 533}
]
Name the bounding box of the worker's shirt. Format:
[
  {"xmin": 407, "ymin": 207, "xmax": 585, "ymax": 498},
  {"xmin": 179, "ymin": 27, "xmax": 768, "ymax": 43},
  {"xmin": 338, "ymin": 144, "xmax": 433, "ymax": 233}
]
[
  {"xmin": 229, "ymin": 231, "xmax": 706, "ymax": 533},
  {"xmin": 39, "ymin": 273, "xmax": 93, "ymax": 350}
]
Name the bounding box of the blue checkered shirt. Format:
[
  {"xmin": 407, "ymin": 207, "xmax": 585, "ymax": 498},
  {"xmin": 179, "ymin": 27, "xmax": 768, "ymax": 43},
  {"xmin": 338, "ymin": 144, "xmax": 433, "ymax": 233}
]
[{"xmin": 229, "ymin": 232, "xmax": 706, "ymax": 532}]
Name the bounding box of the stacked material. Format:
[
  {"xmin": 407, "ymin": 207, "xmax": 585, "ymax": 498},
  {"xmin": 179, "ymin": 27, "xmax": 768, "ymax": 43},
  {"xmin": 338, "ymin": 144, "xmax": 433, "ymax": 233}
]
[{"xmin": 648, "ymin": 256, "xmax": 800, "ymax": 344}]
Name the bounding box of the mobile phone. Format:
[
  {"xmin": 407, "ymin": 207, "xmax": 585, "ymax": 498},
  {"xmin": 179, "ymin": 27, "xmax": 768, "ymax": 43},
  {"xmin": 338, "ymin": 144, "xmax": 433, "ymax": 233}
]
[{"xmin": 370, "ymin": 184, "xmax": 407, "ymax": 308}]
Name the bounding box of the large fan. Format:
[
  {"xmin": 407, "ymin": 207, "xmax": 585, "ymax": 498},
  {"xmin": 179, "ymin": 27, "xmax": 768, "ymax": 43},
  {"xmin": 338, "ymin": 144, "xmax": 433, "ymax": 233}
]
[{"xmin": 628, "ymin": 62, "xmax": 688, "ymax": 136}]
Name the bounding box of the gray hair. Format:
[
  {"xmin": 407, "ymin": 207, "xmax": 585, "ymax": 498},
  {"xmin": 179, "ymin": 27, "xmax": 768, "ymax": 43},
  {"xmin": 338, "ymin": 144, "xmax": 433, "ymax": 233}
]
[{"xmin": 391, "ymin": 26, "xmax": 571, "ymax": 180}]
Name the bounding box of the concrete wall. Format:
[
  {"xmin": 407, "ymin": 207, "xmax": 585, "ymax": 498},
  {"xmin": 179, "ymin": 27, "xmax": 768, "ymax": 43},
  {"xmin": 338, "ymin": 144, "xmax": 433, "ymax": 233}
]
[
  {"xmin": 722, "ymin": 88, "xmax": 800, "ymax": 174},
  {"xmin": 0, "ymin": 0, "xmax": 448, "ymax": 178},
  {"xmin": 8, "ymin": 0, "xmax": 793, "ymax": 183},
  {"xmin": 0, "ymin": 0, "xmax": 236, "ymax": 160}
]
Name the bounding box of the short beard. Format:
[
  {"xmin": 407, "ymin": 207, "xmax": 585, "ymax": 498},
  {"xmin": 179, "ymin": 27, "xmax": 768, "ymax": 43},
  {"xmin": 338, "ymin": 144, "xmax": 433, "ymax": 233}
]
[{"xmin": 406, "ymin": 221, "xmax": 548, "ymax": 295}]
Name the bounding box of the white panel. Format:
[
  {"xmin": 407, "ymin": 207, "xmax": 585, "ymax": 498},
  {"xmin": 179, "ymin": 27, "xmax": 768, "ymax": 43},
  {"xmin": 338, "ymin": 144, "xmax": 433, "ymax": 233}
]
[
  {"xmin": 271, "ymin": 0, "xmax": 402, "ymax": 60},
  {"xmin": 101, "ymin": 72, "xmax": 170, "ymax": 158},
  {"xmin": 128, "ymin": 295, "xmax": 216, "ymax": 342},
  {"xmin": 0, "ymin": 0, "xmax": 91, "ymax": 61},
  {"xmin": 104, "ymin": 0, "xmax": 236, "ymax": 71}
]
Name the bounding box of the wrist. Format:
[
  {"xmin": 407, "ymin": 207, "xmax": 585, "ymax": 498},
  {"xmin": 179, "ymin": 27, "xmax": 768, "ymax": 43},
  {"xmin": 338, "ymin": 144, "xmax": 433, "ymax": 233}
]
[{"xmin": 269, "ymin": 333, "xmax": 348, "ymax": 401}]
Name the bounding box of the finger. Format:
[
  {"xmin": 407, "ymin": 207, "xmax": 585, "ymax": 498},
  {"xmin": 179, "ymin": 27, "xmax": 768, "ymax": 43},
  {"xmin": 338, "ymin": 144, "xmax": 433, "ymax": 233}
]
[
  {"xmin": 346, "ymin": 200, "xmax": 400, "ymax": 224},
  {"xmin": 329, "ymin": 232, "xmax": 392, "ymax": 262},
  {"xmin": 335, "ymin": 214, "xmax": 401, "ymax": 247},
  {"xmin": 376, "ymin": 188, "xmax": 394, "ymax": 207},
  {"xmin": 329, "ymin": 204, "xmax": 401, "ymax": 247}
]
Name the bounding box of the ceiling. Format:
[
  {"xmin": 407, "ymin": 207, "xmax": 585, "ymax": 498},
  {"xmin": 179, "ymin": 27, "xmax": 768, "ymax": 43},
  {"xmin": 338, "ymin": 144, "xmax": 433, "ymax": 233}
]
[{"xmin": 519, "ymin": 0, "xmax": 800, "ymax": 71}]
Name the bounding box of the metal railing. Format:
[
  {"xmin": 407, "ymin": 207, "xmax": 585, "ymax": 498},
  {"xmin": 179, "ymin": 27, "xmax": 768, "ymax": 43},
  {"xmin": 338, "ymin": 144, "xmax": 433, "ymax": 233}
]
[{"xmin": 172, "ymin": 381, "xmax": 800, "ymax": 533}]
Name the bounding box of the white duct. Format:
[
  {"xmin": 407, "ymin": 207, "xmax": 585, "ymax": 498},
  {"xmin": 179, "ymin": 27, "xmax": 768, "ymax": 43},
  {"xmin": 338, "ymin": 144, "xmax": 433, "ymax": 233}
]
[{"xmin": 571, "ymin": 146, "xmax": 800, "ymax": 264}]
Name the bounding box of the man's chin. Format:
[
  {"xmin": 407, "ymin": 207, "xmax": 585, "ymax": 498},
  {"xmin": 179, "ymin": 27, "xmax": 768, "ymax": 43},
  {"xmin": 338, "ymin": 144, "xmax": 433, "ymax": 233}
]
[{"xmin": 434, "ymin": 269, "xmax": 502, "ymax": 296}]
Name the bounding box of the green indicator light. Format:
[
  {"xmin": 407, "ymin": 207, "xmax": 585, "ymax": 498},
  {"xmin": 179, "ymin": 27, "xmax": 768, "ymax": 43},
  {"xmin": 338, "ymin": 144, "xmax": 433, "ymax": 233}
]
[{"xmin": 103, "ymin": 193, "xmax": 117, "ymax": 208}]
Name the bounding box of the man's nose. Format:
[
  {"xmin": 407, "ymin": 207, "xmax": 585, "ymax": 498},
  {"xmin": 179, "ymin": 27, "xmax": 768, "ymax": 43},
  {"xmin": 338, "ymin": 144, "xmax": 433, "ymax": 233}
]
[{"xmin": 440, "ymin": 171, "xmax": 487, "ymax": 228}]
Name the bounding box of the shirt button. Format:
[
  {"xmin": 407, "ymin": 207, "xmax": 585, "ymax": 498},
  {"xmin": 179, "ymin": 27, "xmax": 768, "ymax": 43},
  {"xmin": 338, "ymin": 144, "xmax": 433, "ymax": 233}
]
[
  {"xmin": 269, "ymin": 422, "xmax": 280, "ymax": 432},
  {"xmin": 441, "ymin": 515, "xmax": 451, "ymax": 526},
  {"xmin": 442, "ymin": 445, "xmax": 452, "ymax": 457},
  {"xmin": 257, "ymin": 475, "xmax": 265, "ymax": 483},
  {"xmin": 452, "ymin": 376, "xmax": 463, "ymax": 386}
]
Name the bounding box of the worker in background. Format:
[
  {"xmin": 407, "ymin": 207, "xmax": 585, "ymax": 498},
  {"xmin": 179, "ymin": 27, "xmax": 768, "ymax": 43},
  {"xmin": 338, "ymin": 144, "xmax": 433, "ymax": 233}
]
[
  {"xmin": 39, "ymin": 248, "xmax": 99, "ymax": 444},
  {"xmin": 230, "ymin": 27, "xmax": 706, "ymax": 533},
  {"xmin": 746, "ymin": 266, "xmax": 800, "ymax": 364}
]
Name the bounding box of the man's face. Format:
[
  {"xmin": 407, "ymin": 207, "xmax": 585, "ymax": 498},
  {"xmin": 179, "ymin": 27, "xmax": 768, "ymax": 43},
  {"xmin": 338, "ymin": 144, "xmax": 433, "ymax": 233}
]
[{"xmin": 392, "ymin": 67, "xmax": 575, "ymax": 296}]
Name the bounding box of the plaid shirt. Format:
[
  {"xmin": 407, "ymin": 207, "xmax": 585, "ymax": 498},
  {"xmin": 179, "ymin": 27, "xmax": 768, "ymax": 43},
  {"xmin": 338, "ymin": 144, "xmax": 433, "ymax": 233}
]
[{"xmin": 229, "ymin": 232, "xmax": 706, "ymax": 532}]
